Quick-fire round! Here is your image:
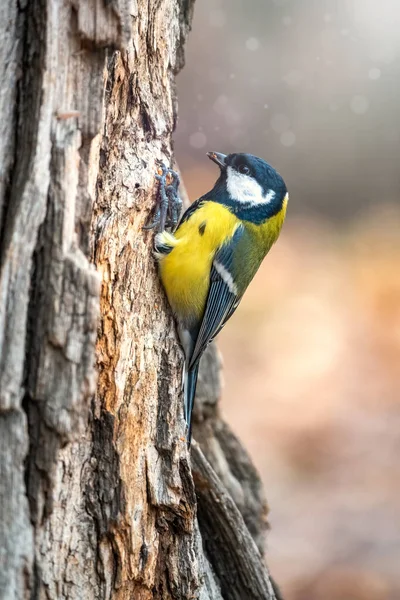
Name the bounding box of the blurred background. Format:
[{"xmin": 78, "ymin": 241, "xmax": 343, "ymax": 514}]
[{"xmin": 174, "ymin": 1, "xmax": 400, "ymax": 599}]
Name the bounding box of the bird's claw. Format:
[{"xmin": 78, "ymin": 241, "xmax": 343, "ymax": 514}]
[{"xmin": 143, "ymin": 162, "xmax": 182, "ymax": 232}]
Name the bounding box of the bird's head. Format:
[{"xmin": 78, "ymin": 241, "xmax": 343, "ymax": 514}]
[{"xmin": 205, "ymin": 151, "xmax": 288, "ymax": 221}]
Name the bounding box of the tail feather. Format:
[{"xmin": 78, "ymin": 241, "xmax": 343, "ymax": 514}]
[{"xmin": 184, "ymin": 364, "xmax": 200, "ymax": 445}]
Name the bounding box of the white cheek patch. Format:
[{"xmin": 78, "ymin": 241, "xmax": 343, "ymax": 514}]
[{"xmin": 226, "ymin": 166, "xmax": 276, "ymax": 205}]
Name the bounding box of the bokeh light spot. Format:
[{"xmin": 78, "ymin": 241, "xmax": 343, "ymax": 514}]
[
  {"xmin": 189, "ymin": 131, "xmax": 207, "ymax": 149},
  {"xmin": 350, "ymin": 95, "xmax": 370, "ymax": 115},
  {"xmin": 368, "ymin": 67, "xmax": 381, "ymax": 80},
  {"xmin": 246, "ymin": 37, "xmax": 260, "ymax": 51},
  {"xmin": 280, "ymin": 131, "xmax": 296, "ymax": 147}
]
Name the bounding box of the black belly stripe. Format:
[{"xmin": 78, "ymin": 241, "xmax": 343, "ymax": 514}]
[{"xmin": 198, "ymin": 221, "xmax": 206, "ymax": 236}]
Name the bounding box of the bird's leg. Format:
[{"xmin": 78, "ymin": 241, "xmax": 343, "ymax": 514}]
[
  {"xmin": 166, "ymin": 170, "xmax": 182, "ymax": 231},
  {"xmin": 143, "ymin": 162, "xmax": 182, "ymax": 232}
]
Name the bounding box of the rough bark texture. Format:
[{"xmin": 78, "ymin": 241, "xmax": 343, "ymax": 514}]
[{"xmin": 0, "ymin": 1, "xmax": 277, "ymax": 599}]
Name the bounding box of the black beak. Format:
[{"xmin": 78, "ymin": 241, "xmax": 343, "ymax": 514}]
[{"xmin": 207, "ymin": 151, "xmax": 227, "ymax": 169}]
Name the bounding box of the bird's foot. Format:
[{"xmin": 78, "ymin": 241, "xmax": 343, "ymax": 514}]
[{"xmin": 143, "ymin": 162, "xmax": 182, "ymax": 232}]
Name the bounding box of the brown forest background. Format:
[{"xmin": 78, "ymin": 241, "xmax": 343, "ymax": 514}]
[{"xmin": 175, "ymin": 1, "xmax": 400, "ymax": 599}]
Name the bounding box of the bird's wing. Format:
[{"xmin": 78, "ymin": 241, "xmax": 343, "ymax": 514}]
[{"xmin": 188, "ymin": 224, "xmax": 244, "ymax": 369}]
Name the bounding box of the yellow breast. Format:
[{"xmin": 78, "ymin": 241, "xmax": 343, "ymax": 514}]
[{"xmin": 158, "ymin": 202, "xmax": 240, "ymax": 323}]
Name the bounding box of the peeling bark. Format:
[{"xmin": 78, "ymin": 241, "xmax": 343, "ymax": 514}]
[{"xmin": 0, "ymin": 1, "xmax": 278, "ymax": 599}]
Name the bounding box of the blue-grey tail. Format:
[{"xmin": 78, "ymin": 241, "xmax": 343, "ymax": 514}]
[{"xmin": 184, "ymin": 363, "xmax": 200, "ymax": 445}]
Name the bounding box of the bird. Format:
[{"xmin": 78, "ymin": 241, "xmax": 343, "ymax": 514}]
[{"xmin": 149, "ymin": 152, "xmax": 288, "ymax": 444}]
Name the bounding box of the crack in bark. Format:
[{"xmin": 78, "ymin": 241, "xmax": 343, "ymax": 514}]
[{"xmin": 0, "ymin": 0, "xmax": 37, "ymax": 269}]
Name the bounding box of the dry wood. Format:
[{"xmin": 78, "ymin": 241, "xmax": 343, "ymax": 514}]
[
  {"xmin": 192, "ymin": 442, "xmax": 276, "ymax": 600},
  {"xmin": 0, "ymin": 1, "xmax": 279, "ymax": 599}
]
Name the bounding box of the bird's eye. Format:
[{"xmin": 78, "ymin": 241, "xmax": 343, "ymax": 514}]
[{"xmin": 238, "ymin": 164, "xmax": 250, "ymax": 175}]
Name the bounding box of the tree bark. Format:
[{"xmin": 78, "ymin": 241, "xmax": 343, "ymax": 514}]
[{"xmin": 0, "ymin": 1, "xmax": 278, "ymax": 599}]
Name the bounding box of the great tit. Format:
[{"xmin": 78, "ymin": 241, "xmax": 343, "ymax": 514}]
[{"xmin": 150, "ymin": 152, "xmax": 288, "ymax": 443}]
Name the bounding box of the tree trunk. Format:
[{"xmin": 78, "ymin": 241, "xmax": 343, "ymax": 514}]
[{"xmin": 0, "ymin": 1, "xmax": 278, "ymax": 599}]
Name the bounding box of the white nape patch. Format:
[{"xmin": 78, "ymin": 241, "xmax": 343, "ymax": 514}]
[
  {"xmin": 264, "ymin": 188, "xmax": 277, "ymax": 203},
  {"xmin": 213, "ymin": 260, "xmax": 238, "ymax": 295},
  {"xmin": 226, "ymin": 166, "xmax": 276, "ymax": 205}
]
